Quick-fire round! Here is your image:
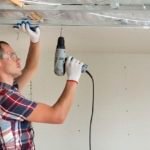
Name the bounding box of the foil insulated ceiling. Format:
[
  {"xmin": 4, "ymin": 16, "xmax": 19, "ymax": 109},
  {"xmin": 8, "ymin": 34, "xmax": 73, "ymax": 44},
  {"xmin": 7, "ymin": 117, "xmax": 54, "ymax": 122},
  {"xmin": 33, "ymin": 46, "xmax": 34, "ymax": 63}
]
[{"xmin": 0, "ymin": 0, "xmax": 150, "ymax": 26}]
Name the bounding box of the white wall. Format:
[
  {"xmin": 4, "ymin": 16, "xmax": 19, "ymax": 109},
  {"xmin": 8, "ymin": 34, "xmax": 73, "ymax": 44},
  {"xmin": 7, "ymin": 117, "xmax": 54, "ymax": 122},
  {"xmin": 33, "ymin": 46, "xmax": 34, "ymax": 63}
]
[{"xmin": 1, "ymin": 26, "xmax": 150, "ymax": 150}]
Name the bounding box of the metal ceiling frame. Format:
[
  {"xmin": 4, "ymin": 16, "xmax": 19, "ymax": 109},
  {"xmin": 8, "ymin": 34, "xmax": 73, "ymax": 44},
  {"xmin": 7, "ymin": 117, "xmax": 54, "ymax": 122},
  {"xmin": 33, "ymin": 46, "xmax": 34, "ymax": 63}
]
[{"xmin": 1, "ymin": 1, "xmax": 150, "ymax": 26}]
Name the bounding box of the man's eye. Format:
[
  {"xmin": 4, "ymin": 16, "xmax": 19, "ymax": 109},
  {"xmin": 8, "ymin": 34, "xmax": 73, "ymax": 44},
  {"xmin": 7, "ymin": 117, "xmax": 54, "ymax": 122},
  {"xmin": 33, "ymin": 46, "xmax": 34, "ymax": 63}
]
[{"xmin": 11, "ymin": 53, "xmax": 18, "ymax": 59}]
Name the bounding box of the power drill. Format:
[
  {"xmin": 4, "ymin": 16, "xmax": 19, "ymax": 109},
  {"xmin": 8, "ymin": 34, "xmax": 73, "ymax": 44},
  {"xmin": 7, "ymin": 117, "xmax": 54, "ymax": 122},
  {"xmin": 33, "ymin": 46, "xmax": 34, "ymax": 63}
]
[{"xmin": 54, "ymin": 36, "xmax": 88, "ymax": 76}]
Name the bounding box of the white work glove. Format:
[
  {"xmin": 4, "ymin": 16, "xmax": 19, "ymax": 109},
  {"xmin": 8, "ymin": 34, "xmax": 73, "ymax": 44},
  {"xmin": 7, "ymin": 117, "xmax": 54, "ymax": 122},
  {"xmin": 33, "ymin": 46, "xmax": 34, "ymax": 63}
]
[
  {"xmin": 20, "ymin": 22, "xmax": 40, "ymax": 43},
  {"xmin": 65, "ymin": 56, "xmax": 83, "ymax": 83}
]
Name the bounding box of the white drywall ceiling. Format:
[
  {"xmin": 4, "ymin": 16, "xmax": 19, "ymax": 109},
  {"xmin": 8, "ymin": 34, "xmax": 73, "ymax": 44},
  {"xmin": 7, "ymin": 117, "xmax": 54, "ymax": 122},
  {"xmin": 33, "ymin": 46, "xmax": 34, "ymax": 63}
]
[{"xmin": 0, "ymin": 25, "xmax": 150, "ymax": 53}]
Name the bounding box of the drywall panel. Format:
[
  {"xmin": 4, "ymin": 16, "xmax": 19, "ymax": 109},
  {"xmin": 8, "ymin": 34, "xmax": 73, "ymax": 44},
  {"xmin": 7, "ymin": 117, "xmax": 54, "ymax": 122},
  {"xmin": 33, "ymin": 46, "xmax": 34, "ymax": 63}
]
[
  {"xmin": 1, "ymin": 26, "xmax": 150, "ymax": 53},
  {"xmin": 31, "ymin": 51, "xmax": 150, "ymax": 150},
  {"xmin": 1, "ymin": 26, "xmax": 150, "ymax": 150}
]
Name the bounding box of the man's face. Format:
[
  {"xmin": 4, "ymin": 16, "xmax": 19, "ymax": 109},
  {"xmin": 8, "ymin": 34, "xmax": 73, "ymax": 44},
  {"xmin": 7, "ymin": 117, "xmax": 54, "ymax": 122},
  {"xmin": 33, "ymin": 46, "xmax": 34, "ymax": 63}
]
[{"xmin": 0, "ymin": 44, "xmax": 22, "ymax": 78}]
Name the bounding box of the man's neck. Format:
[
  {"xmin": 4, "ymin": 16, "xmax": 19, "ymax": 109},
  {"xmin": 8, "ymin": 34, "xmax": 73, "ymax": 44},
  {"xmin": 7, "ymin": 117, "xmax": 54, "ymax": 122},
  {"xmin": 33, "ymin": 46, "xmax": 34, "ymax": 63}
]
[{"xmin": 0, "ymin": 75, "xmax": 14, "ymax": 86}]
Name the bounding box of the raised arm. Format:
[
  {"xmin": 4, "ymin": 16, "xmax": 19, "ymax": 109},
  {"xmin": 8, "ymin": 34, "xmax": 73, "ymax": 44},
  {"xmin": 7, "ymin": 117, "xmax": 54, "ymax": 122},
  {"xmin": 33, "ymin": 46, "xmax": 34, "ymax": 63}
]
[
  {"xmin": 26, "ymin": 57, "xmax": 83, "ymax": 124},
  {"xmin": 16, "ymin": 23, "xmax": 40, "ymax": 91}
]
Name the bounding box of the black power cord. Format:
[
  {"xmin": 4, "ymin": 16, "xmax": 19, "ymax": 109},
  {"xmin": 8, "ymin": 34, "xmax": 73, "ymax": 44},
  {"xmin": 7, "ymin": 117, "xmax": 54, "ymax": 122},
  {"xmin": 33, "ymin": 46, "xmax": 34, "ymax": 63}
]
[{"xmin": 86, "ymin": 70, "xmax": 95, "ymax": 150}]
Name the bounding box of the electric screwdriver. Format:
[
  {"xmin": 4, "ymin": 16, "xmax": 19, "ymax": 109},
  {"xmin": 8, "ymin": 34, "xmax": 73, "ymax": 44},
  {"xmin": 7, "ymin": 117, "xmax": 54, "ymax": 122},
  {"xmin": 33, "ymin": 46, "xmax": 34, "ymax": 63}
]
[{"xmin": 54, "ymin": 36, "xmax": 88, "ymax": 76}]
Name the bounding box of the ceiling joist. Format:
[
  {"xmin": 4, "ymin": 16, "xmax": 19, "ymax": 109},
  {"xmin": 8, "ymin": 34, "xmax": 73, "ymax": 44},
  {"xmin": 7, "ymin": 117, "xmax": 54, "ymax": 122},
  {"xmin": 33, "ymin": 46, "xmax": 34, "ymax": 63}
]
[{"xmin": 1, "ymin": 0, "xmax": 150, "ymax": 27}]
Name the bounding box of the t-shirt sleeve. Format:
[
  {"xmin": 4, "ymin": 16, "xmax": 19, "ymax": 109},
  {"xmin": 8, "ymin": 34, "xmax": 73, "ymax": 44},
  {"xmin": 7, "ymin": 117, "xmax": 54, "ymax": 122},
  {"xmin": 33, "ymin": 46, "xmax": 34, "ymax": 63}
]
[{"xmin": 0, "ymin": 89, "xmax": 37, "ymax": 121}]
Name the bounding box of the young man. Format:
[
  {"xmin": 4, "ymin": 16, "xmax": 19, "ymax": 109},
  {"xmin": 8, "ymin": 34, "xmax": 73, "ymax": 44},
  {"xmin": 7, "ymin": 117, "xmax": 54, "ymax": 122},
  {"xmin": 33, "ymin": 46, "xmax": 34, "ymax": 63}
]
[{"xmin": 0, "ymin": 23, "xmax": 83, "ymax": 149}]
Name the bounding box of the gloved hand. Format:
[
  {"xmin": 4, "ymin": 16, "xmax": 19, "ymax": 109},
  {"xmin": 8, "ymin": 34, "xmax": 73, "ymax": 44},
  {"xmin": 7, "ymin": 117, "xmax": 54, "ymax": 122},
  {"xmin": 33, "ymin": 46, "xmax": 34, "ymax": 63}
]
[
  {"xmin": 19, "ymin": 22, "xmax": 40, "ymax": 43},
  {"xmin": 65, "ymin": 56, "xmax": 83, "ymax": 83}
]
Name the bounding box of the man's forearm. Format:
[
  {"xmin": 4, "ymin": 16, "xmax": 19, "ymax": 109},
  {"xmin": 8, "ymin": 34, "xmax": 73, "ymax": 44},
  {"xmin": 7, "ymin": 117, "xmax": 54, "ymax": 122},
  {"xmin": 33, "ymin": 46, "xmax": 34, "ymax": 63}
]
[
  {"xmin": 25, "ymin": 41, "xmax": 40, "ymax": 70},
  {"xmin": 53, "ymin": 81, "xmax": 78, "ymax": 122}
]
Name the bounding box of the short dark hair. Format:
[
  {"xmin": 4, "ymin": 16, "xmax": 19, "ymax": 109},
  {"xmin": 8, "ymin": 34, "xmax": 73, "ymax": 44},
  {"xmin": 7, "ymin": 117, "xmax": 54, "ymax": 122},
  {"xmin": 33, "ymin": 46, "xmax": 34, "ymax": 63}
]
[{"xmin": 0, "ymin": 41, "xmax": 9, "ymax": 59}]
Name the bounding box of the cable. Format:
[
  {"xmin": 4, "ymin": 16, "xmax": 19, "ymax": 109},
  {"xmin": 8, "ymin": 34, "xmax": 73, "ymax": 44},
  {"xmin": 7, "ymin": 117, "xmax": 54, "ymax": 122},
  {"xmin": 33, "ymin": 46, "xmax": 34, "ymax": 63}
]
[{"xmin": 86, "ymin": 70, "xmax": 95, "ymax": 150}]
